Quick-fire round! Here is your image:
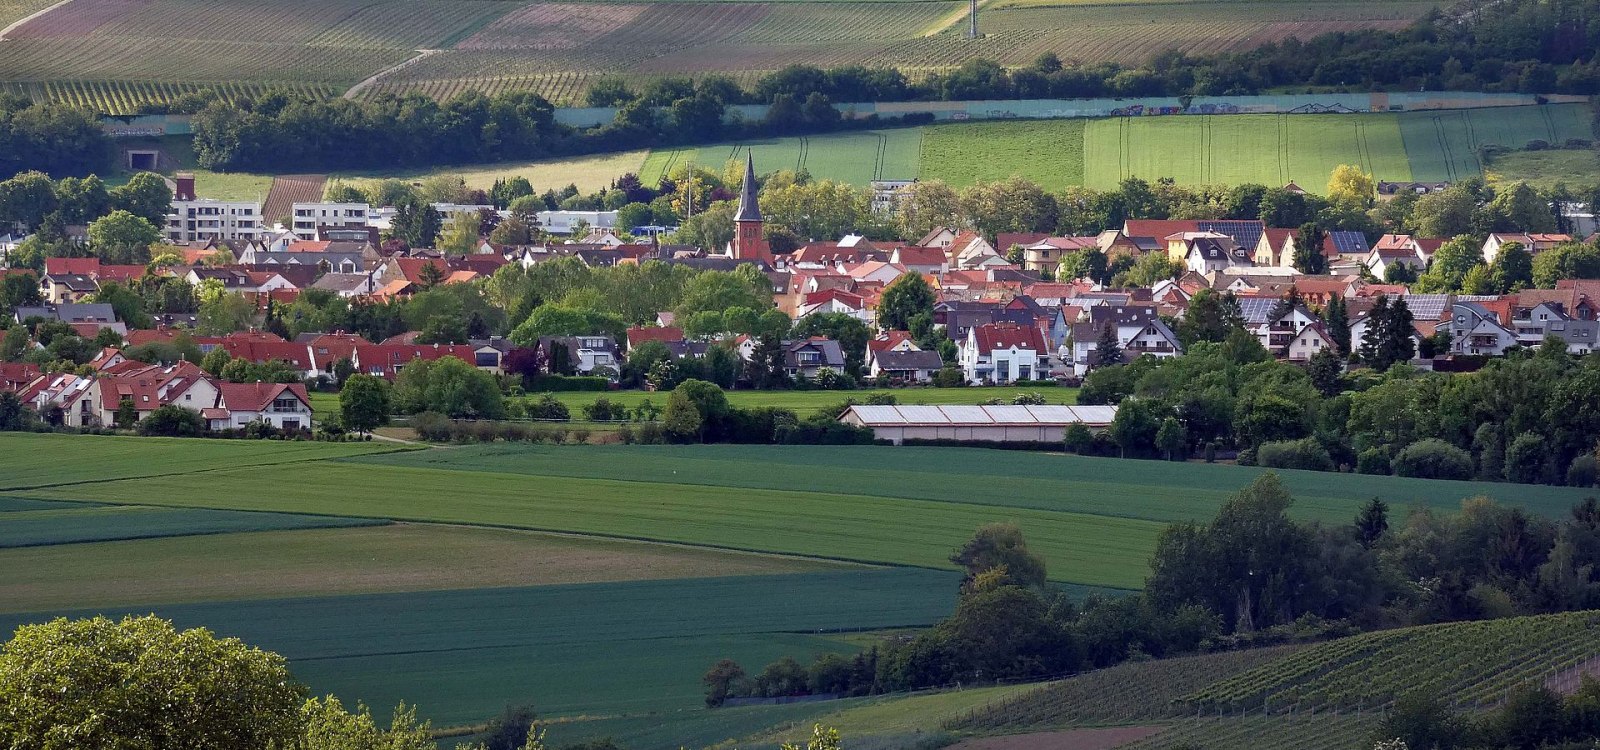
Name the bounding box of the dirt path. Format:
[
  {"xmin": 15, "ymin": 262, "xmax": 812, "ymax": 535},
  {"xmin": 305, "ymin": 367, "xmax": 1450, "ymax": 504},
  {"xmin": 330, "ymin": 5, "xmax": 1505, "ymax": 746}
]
[
  {"xmin": 343, "ymin": 49, "xmax": 438, "ymax": 99},
  {"xmin": 950, "ymin": 727, "xmax": 1166, "ymax": 750},
  {"xmin": 0, "ymin": 0, "xmax": 75, "ymax": 40}
]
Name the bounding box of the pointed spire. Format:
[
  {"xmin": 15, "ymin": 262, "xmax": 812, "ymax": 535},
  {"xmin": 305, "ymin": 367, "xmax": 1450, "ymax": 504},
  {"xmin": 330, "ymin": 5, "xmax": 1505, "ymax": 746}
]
[{"xmin": 734, "ymin": 152, "xmax": 762, "ymax": 223}]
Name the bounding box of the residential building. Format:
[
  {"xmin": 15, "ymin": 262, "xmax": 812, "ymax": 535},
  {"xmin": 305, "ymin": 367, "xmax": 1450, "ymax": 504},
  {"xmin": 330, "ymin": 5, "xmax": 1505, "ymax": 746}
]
[
  {"xmin": 291, "ymin": 202, "xmax": 371, "ymax": 242},
  {"xmin": 1483, "ymin": 233, "xmax": 1573, "ymax": 264},
  {"xmin": 164, "ymin": 173, "xmax": 263, "ymax": 243},
  {"xmin": 960, "ymin": 322, "xmax": 1047, "ymax": 384},
  {"xmin": 1450, "ymin": 301, "xmax": 1520, "ymax": 356},
  {"xmin": 1069, "ymin": 304, "xmax": 1181, "ymax": 375},
  {"xmin": 534, "ymin": 210, "xmax": 617, "ymax": 235},
  {"xmin": 871, "ymin": 349, "xmax": 945, "ymax": 383},
  {"xmin": 783, "ymin": 337, "xmax": 846, "ymax": 379},
  {"xmin": 211, "ymin": 382, "xmax": 313, "ymax": 431}
]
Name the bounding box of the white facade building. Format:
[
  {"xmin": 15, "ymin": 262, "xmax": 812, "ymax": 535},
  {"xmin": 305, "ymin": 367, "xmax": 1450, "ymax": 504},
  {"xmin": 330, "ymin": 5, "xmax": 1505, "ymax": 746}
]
[{"xmin": 291, "ymin": 202, "xmax": 372, "ymax": 241}]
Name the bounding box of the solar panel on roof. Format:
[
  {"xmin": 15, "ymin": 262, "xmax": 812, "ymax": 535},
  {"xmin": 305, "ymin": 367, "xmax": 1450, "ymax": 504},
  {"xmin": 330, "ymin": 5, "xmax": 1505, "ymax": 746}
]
[
  {"xmin": 1201, "ymin": 221, "xmax": 1265, "ymax": 251},
  {"xmin": 1330, "ymin": 231, "xmax": 1368, "ymax": 253},
  {"xmin": 1068, "ymin": 405, "xmax": 1119, "ymax": 424},
  {"xmin": 984, "ymin": 406, "xmax": 1040, "ymax": 424},
  {"xmin": 897, "ymin": 405, "xmax": 951, "ymax": 425},
  {"xmin": 941, "ymin": 405, "xmax": 995, "ymax": 424},
  {"xmin": 850, "ymin": 405, "xmax": 907, "ymax": 425},
  {"xmin": 1026, "ymin": 405, "xmax": 1078, "ymax": 422}
]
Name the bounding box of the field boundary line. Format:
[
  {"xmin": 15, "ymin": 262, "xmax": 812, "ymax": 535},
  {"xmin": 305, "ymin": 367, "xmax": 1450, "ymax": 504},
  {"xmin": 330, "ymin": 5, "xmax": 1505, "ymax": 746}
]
[
  {"xmin": 343, "ymin": 49, "xmax": 439, "ymax": 100},
  {"xmin": 0, "ymin": 443, "xmax": 415, "ymax": 493},
  {"xmin": 0, "ymin": 0, "xmax": 75, "ymax": 40}
]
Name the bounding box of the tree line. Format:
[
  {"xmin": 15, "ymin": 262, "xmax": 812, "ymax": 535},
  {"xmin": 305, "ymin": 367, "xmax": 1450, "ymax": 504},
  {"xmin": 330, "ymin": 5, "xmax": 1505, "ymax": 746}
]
[
  {"xmin": 1081, "ymin": 304, "xmax": 1600, "ymax": 489},
  {"xmin": 710, "ymin": 471, "xmax": 1600, "ymax": 704}
]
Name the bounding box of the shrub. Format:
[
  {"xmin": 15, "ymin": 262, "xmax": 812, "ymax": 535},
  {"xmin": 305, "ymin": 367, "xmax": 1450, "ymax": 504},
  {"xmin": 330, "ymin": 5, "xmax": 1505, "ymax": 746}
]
[
  {"xmin": 135, "ymin": 405, "xmax": 205, "ymax": 437},
  {"xmin": 616, "ymin": 424, "xmax": 635, "ymax": 444},
  {"xmin": 1064, "ymin": 423, "xmax": 1093, "ymax": 454},
  {"xmin": 582, "ymin": 397, "xmax": 627, "ymax": 421},
  {"xmin": 547, "ymin": 427, "xmax": 568, "ymax": 444},
  {"xmin": 1256, "ymin": 438, "xmax": 1335, "ymax": 472},
  {"xmin": 1392, "ymin": 439, "xmax": 1474, "ymax": 480},
  {"xmin": 1236, "ymin": 447, "xmax": 1257, "ymax": 466},
  {"xmin": 571, "ymin": 428, "xmax": 591, "ymax": 444},
  {"xmin": 1568, "ymin": 454, "xmax": 1597, "ymax": 487},
  {"xmin": 527, "ymin": 394, "xmax": 571, "ymax": 421},
  {"xmin": 932, "ymin": 367, "xmax": 965, "ymax": 387},
  {"xmin": 1203, "ymin": 441, "xmax": 1217, "ymax": 463},
  {"xmin": 1012, "ymin": 392, "xmax": 1046, "ymax": 405},
  {"xmin": 1356, "ymin": 446, "xmax": 1392, "ymax": 475},
  {"xmin": 637, "ymin": 421, "xmax": 664, "ymax": 444},
  {"xmin": 411, "ymin": 411, "xmax": 451, "ymax": 442},
  {"xmin": 1525, "ymin": 139, "xmax": 1550, "ymax": 151}
]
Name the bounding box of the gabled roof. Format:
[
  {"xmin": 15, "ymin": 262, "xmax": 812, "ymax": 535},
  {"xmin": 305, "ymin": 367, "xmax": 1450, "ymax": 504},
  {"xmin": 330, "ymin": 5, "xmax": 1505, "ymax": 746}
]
[
  {"xmin": 868, "ymin": 331, "xmax": 916, "ymax": 353},
  {"xmin": 874, "ymin": 350, "xmax": 944, "ymax": 372},
  {"xmin": 972, "ymin": 322, "xmax": 1047, "ymax": 352},
  {"xmin": 996, "ymin": 232, "xmax": 1050, "ymax": 251},
  {"xmin": 891, "ymin": 245, "xmax": 946, "ymax": 266},
  {"xmin": 1325, "ymin": 230, "xmax": 1370, "ymax": 254},
  {"xmin": 221, "ymin": 340, "xmax": 312, "ymax": 369},
  {"xmin": 217, "ymin": 382, "xmax": 310, "ymax": 412},
  {"xmin": 627, "ymin": 326, "xmax": 685, "ymax": 347}
]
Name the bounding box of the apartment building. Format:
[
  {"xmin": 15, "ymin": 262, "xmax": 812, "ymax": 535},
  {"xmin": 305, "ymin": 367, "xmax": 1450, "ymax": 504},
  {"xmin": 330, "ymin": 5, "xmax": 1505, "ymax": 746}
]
[
  {"xmin": 291, "ymin": 202, "xmax": 371, "ymax": 241},
  {"xmin": 164, "ymin": 174, "xmax": 262, "ymax": 242}
]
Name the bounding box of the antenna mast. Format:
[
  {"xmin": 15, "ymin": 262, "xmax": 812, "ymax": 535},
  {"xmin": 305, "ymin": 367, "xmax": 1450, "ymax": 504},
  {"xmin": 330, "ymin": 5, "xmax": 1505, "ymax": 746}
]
[{"xmin": 967, "ymin": 0, "xmax": 978, "ymax": 39}]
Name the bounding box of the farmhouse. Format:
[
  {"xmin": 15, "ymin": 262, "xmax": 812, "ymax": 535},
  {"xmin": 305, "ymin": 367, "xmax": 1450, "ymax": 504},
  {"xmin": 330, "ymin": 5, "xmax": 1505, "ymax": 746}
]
[{"xmin": 840, "ymin": 404, "xmax": 1118, "ymax": 445}]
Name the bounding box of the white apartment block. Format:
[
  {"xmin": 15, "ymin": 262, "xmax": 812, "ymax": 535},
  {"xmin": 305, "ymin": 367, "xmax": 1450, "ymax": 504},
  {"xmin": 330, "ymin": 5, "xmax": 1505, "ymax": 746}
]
[
  {"xmin": 291, "ymin": 202, "xmax": 372, "ymax": 241},
  {"xmin": 165, "ymin": 173, "xmax": 262, "ymax": 242}
]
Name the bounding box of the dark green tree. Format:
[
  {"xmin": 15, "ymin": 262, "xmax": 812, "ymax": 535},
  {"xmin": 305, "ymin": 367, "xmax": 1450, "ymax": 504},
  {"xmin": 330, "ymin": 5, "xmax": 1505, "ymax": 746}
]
[{"xmin": 1093, "ymin": 322, "xmax": 1122, "ymax": 369}]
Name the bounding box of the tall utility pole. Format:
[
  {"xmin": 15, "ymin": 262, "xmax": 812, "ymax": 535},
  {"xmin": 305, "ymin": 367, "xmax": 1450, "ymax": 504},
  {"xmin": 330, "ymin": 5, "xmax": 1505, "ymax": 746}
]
[{"xmin": 967, "ymin": 0, "xmax": 978, "ymax": 39}]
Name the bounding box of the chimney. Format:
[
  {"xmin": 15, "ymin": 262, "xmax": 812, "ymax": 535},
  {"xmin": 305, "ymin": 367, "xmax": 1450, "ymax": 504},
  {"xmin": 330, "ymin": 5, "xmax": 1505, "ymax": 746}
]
[{"xmin": 175, "ymin": 172, "xmax": 196, "ymax": 202}]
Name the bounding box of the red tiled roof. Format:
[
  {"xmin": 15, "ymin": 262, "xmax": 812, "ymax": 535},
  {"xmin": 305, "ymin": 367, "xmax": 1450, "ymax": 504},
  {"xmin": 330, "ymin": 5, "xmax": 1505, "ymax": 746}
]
[
  {"xmin": 868, "ymin": 331, "xmax": 914, "ymax": 353},
  {"xmin": 0, "ymin": 363, "xmax": 39, "ymax": 392},
  {"xmin": 1124, "ymin": 220, "xmax": 1202, "ymax": 240},
  {"xmin": 217, "ymin": 381, "xmax": 309, "ymax": 412},
  {"xmin": 996, "ymin": 232, "xmax": 1050, "ymax": 251},
  {"xmin": 45, "ymin": 257, "xmax": 100, "ymax": 276},
  {"xmin": 802, "ymin": 288, "xmax": 865, "ymax": 308},
  {"xmin": 973, "ymin": 322, "xmax": 1046, "ymax": 352},
  {"xmin": 221, "ymin": 340, "xmax": 311, "ymax": 368},
  {"xmin": 626, "ymin": 326, "xmax": 685, "ymax": 347},
  {"xmin": 95, "ymin": 361, "xmax": 209, "ymax": 411},
  {"xmin": 892, "ymin": 245, "xmax": 945, "ymax": 266},
  {"xmin": 97, "ymin": 265, "xmax": 147, "ymax": 283}
]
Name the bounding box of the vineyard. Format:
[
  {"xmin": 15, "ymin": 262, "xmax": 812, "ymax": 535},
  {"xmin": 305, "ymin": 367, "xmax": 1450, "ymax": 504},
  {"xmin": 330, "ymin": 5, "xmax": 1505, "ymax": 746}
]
[
  {"xmin": 1183, "ymin": 611, "xmax": 1600, "ymax": 713},
  {"xmin": 351, "ymin": 0, "xmax": 1433, "ymax": 104},
  {"xmin": 1121, "ymin": 715, "xmax": 1378, "ymax": 750},
  {"xmin": 943, "ymin": 647, "xmax": 1305, "ymax": 732}
]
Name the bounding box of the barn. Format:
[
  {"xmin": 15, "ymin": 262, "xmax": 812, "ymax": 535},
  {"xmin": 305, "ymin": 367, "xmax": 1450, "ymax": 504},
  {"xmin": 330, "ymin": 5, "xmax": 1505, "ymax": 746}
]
[{"xmin": 839, "ymin": 404, "xmax": 1118, "ymax": 445}]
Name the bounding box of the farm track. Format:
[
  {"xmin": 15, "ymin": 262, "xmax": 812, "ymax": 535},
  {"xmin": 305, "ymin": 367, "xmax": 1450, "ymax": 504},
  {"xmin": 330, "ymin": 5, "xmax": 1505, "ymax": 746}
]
[
  {"xmin": 344, "ymin": 48, "xmax": 437, "ymax": 99},
  {"xmin": 0, "ymin": 0, "xmax": 71, "ymax": 39}
]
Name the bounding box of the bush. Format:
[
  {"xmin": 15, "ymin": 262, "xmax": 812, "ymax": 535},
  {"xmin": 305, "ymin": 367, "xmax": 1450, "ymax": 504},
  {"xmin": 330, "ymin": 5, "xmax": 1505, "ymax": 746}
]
[
  {"xmin": 932, "ymin": 367, "xmax": 965, "ymax": 387},
  {"xmin": 1236, "ymin": 447, "xmax": 1257, "ymax": 466},
  {"xmin": 1203, "ymin": 441, "xmax": 1217, "ymax": 463},
  {"xmin": 1356, "ymin": 446, "xmax": 1392, "ymax": 475},
  {"xmin": 135, "ymin": 405, "xmax": 205, "ymax": 437},
  {"xmin": 616, "ymin": 424, "xmax": 635, "ymax": 444},
  {"xmin": 1392, "ymin": 439, "xmax": 1474, "ymax": 480},
  {"xmin": 582, "ymin": 397, "xmax": 628, "ymax": 421},
  {"xmin": 1568, "ymin": 454, "xmax": 1598, "ymax": 487},
  {"xmin": 571, "ymin": 428, "xmax": 591, "ymax": 444},
  {"xmin": 636, "ymin": 421, "xmax": 664, "ymax": 444},
  {"xmin": 527, "ymin": 394, "xmax": 571, "ymax": 421},
  {"xmin": 411, "ymin": 411, "xmax": 451, "ymax": 442},
  {"xmin": 1256, "ymin": 438, "xmax": 1335, "ymax": 472},
  {"xmin": 1525, "ymin": 139, "xmax": 1550, "ymax": 151}
]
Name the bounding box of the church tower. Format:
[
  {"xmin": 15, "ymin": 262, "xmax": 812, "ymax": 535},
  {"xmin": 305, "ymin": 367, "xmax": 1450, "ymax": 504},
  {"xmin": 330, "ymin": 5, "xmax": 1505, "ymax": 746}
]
[{"xmin": 732, "ymin": 153, "xmax": 769, "ymax": 263}]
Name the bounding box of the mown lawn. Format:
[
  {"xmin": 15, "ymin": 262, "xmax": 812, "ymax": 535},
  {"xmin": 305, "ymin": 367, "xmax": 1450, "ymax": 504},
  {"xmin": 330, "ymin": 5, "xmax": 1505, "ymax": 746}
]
[
  {"xmin": 920, "ymin": 119, "xmax": 1086, "ymax": 190},
  {"xmin": 0, "ymin": 523, "xmax": 837, "ymax": 612}
]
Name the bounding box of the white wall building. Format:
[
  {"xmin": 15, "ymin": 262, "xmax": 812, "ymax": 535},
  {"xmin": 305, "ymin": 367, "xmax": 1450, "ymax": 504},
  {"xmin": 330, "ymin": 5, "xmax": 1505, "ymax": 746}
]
[
  {"xmin": 291, "ymin": 202, "xmax": 372, "ymax": 241},
  {"xmin": 536, "ymin": 210, "xmax": 617, "ymax": 235}
]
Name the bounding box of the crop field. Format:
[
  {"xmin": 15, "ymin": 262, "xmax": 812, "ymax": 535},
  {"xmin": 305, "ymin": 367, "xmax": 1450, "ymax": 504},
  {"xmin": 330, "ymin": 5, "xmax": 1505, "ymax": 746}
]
[
  {"xmin": 0, "ymin": 568, "xmax": 960, "ymax": 726},
  {"xmin": 1397, "ymin": 103, "xmax": 1594, "ymax": 182},
  {"xmin": 640, "ymin": 128, "xmax": 926, "ymax": 186},
  {"xmin": 539, "ymin": 104, "xmax": 1591, "ymax": 194},
  {"xmin": 1487, "ymin": 149, "xmax": 1600, "ymax": 190},
  {"xmin": 0, "ymin": 523, "xmax": 839, "ymax": 612},
  {"xmin": 921, "ymin": 119, "xmax": 1085, "ymax": 190},
  {"xmin": 5, "ymin": 458, "xmax": 1168, "ymax": 590},
  {"xmin": 0, "ymin": 504, "xmax": 383, "ymax": 547},
  {"xmin": 1183, "ymin": 610, "xmax": 1600, "ymax": 712},
  {"xmin": 0, "ymin": 433, "xmax": 398, "ymax": 490},
  {"xmin": 350, "ymin": 445, "xmax": 1600, "ymax": 527}
]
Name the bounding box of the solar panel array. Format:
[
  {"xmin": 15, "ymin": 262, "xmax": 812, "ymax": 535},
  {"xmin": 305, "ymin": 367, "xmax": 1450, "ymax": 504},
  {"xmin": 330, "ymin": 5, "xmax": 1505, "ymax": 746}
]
[
  {"xmin": 1328, "ymin": 230, "xmax": 1370, "ymax": 254},
  {"xmin": 847, "ymin": 404, "xmax": 1118, "ymax": 426},
  {"xmin": 1200, "ymin": 221, "xmax": 1266, "ymax": 252}
]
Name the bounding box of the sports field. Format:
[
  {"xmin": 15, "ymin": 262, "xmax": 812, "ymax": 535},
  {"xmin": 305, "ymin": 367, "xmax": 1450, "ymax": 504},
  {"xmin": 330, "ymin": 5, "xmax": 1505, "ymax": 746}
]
[{"xmin": 7, "ymin": 434, "xmax": 1599, "ymax": 736}]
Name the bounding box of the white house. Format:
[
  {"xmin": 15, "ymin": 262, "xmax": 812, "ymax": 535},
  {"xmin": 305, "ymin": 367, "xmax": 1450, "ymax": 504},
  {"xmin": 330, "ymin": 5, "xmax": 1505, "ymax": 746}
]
[
  {"xmin": 290, "ymin": 202, "xmax": 371, "ymax": 241},
  {"xmin": 164, "ymin": 173, "xmax": 263, "ymax": 243},
  {"xmin": 1450, "ymin": 302, "xmax": 1519, "ymax": 356},
  {"xmin": 212, "ymin": 382, "xmax": 313, "ymax": 431},
  {"xmin": 1284, "ymin": 321, "xmax": 1337, "ymax": 362},
  {"xmin": 961, "ymin": 322, "xmax": 1048, "ymax": 384}
]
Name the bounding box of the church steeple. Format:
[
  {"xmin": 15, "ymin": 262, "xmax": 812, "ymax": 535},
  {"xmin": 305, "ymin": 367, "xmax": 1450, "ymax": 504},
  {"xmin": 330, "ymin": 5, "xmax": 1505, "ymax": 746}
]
[
  {"xmin": 734, "ymin": 152, "xmax": 762, "ymax": 223},
  {"xmin": 731, "ymin": 152, "xmax": 769, "ymax": 262}
]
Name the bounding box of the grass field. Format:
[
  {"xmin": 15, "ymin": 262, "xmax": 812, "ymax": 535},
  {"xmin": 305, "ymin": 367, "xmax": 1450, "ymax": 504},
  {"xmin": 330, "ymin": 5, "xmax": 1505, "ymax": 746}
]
[
  {"xmin": 0, "ymin": 523, "xmax": 838, "ymax": 612},
  {"xmin": 533, "ymin": 386, "xmax": 1079, "ymax": 415},
  {"xmin": 339, "ymin": 149, "xmax": 651, "ymax": 195},
  {"xmin": 0, "ymin": 568, "xmax": 960, "ymax": 726},
  {"xmin": 1487, "ymin": 148, "xmax": 1600, "ymax": 190},
  {"xmin": 1397, "ymin": 104, "xmax": 1594, "ymax": 182}
]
